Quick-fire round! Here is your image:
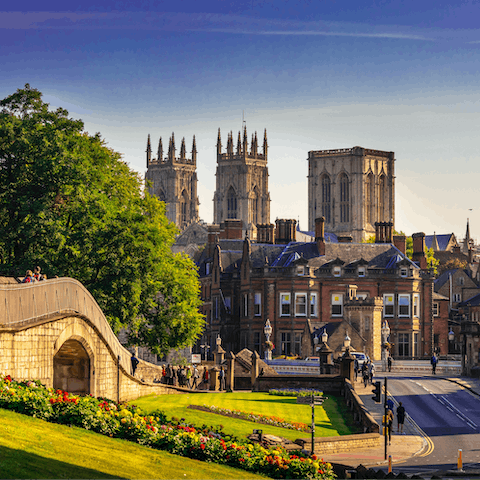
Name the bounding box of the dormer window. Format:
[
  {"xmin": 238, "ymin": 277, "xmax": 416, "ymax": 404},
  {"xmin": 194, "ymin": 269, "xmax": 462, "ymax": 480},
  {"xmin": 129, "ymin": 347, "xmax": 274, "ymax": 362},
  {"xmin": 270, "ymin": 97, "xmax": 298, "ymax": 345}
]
[
  {"xmin": 333, "ymin": 266, "xmax": 341, "ymax": 277},
  {"xmin": 400, "ymin": 268, "xmax": 408, "ymax": 278},
  {"xmin": 297, "ymin": 266, "xmax": 305, "ymax": 276},
  {"xmin": 358, "ymin": 267, "xmax": 366, "ymax": 277}
]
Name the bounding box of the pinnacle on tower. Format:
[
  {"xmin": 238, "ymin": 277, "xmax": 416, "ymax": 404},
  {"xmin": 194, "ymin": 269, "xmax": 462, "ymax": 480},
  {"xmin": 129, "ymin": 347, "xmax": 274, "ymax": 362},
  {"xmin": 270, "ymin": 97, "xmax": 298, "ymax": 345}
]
[
  {"xmin": 146, "ymin": 134, "xmax": 152, "ymax": 167},
  {"xmin": 157, "ymin": 137, "xmax": 163, "ymax": 162},
  {"xmin": 180, "ymin": 137, "xmax": 186, "ymax": 159},
  {"xmin": 237, "ymin": 131, "xmax": 242, "ymax": 155},
  {"xmin": 191, "ymin": 135, "xmax": 197, "ymax": 163},
  {"xmin": 243, "ymin": 125, "xmax": 248, "ymax": 154},
  {"xmin": 227, "ymin": 131, "xmax": 233, "ymax": 155},
  {"xmin": 168, "ymin": 133, "xmax": 176, "ymax": 161},
  {"xmin": 463, "ymin": 219, "xmax": 471, "ymax": 254},
  {"xmin": 432, "ymin": 232, "xmax": 439, "ymax": 251},
  {"xmin": 217, "ymin": 128, "xmax": 222, "ymax": 155},
  {"xmin": 263, "ymin": 128, "xmax": 268, "ymax": 158}
]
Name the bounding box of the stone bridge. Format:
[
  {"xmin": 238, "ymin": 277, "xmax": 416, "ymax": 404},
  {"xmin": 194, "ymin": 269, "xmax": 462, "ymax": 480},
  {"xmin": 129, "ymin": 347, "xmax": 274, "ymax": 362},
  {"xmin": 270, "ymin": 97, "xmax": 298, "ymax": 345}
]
[{"xmin": 0, "ymin": 277, "xmax": 172, "ymax": 401}]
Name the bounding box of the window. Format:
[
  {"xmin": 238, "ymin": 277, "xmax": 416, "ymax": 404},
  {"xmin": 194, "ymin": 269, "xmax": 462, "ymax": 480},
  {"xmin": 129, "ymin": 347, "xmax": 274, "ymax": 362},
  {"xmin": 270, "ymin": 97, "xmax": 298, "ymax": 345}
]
[
  {"xmin": 242, "ymin": 293, "xmax": 248, "ymax": 317},
  {"xmin": 358, "ymin": 267, "xmax": 366, "ymax": 277},
  {"xmin": 227, "ymin": 187, "xmax": 237, "ymax": 219},
  {"xmin": 433, "ymin": 302, "xmax": 439, "ymax": 317},
  {"xmin": 339, "ymin": 173, "xmax": 350, "ymax": 223},
  {"xmin": 281, "ymin": 332, "xmax": 291, "ymax": 355},
  {"xmin": 280, "ymin": 293, "xmax": 291, "ymax": 316},
  {"xmin": 206, "ymin": 263, "xmax": 211, "ymax": 275},
  {"xmin": 213, "ymin": 296, "xmax": 219, "ymax": 319},
  {"xmin": 295, "ymin": 293, "xmax": 307, "ymax": 316},
  {"xmin": 253, "ymin": 331, "xmax": 261, "ymax": 353},
  {"xmin": 413, "ymin": 294, "xmax": 420, "ymax": 318},
  {"xmin": 453, "ymin": 293, "xmax": 462, "ymax": 302},
  {"xmin": 321, "ymin": 175, "xmax": 331, "ymax": 224},
  {"xmin": 333, "ymin": 266, "xmax": 341, "ymax": 277},
  {"xmin": 310, "ymin": 293, "xmax": 317, "ymax": 317},
  {"xmin": 398, "ymin": 294, "xmax": 411, "ymax": 317},
  {"xmin": 331, "ymin": 294, "xmax": 343, "ymax": 317},
  {"xmin": 383, "ymin": 294, "xmax": 394, "ymax": 317},
  {"xmin": 398, "ymin": 333, "xmax": 410, "ymax": 357},
  {"xmin": 224, "ymin": 296, "xmax": 231, "ymax": 313},
  {"xmin": 297, "ymin": 265, "xmax": 305, "ymax": 276},
  {"xmin": 366, "ymin": 173, "xmax": 375, "ymax": 224},
  {"xmin": 293, "ymin": 333, "xmax": 302, "ymax": 356},
  {"xmin": 457, "ymin": 277, "xmax": 465, "ymax": 286},
  {"xmin": 254, "ymin": 293, "xmax": 261, "ymax": 316},
  {"xmin": 400, "ymin": 268, "xmax": 408, "ymax": 278}
]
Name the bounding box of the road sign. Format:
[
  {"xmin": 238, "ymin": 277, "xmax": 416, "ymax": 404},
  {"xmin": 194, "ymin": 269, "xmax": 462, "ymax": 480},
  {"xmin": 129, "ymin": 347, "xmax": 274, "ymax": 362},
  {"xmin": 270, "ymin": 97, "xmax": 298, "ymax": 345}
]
[{"xmin": 191, "ymin": 354, "xmax": 201, "ymax": 364}]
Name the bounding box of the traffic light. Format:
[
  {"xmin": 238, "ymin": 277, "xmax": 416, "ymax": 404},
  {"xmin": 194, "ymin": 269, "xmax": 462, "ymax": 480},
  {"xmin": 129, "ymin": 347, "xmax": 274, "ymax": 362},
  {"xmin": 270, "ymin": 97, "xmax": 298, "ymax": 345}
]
[{"xmin": 372, "ymin": 381, "xmax": 381, "ymax": 403}]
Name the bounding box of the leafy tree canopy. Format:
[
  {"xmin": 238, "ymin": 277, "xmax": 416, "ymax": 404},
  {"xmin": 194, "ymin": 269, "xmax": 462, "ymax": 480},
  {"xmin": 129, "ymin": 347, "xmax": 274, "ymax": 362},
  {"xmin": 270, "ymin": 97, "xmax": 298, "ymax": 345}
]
[{"xmin": 0, "ymin": 84, "xmax": 204, "ymax": 355}]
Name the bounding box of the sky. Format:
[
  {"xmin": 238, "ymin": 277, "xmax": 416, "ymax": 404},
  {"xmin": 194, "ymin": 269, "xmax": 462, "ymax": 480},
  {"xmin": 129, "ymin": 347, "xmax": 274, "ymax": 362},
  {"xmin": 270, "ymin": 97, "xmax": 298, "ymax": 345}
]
[{"xmin": 2, "ymin": 0, "xmax": 480, "ymax": 242}]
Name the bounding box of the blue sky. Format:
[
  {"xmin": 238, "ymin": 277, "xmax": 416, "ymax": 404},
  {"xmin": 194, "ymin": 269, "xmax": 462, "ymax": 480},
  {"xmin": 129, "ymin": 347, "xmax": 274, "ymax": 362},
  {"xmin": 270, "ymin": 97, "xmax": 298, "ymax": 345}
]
[{"xmin": 2, "ymin": 1, "xmax": 480, "ymax": 242}]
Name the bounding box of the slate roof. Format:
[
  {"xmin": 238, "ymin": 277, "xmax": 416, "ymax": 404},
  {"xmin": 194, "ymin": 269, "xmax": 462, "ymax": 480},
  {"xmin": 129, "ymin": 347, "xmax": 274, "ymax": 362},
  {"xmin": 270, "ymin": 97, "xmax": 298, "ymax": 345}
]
[
  {"xmin": 425, "ymin": 234, "xmax": 456, "ymax": 251},
  {"xmin": 458, "ymin": 293, "xmax": 480, "ymax": 307},
  {"xmin": 301, "ymin": 230, "xmax": 338, "ymax": 243},
  {"xmin": 434, "ymin": 269, "xmax": 465, "ymax": 290}
]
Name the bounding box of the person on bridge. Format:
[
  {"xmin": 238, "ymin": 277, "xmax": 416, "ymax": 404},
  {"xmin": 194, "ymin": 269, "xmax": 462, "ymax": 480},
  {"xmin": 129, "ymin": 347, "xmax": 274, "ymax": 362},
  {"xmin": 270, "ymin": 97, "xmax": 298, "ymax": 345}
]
[
  {"xmin": 397, "ymin": 402, "xmax": 406, "ymax": 434},
  {"xmin": 431, "ymin": 354, "xmax": 438, "ymax": 374},
  {"xmin": 131, "ymin": 353, "xmax": 139, "ymax": 376},
  {"xmin": 22, "ymin": 270, "xmax": 35, "ymax": 283}
]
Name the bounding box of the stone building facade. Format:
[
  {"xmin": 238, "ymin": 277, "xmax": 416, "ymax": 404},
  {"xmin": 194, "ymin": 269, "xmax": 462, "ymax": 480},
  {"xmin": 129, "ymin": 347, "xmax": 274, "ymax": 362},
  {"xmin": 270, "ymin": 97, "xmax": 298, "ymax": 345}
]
[
  {"xmin": 145, "ymin": 133, "xmax": 199, "ymax": 230},
  {"xmin": 213, "ymin": 127, "xmax": 271, "ymax": 238},
  {"xmin": 196, "ymin": 218, "xmax": 438, "ymax": 361},
  {"xmin": 307, "ymin": 146, "xmax": 395, "ymax": 242}
]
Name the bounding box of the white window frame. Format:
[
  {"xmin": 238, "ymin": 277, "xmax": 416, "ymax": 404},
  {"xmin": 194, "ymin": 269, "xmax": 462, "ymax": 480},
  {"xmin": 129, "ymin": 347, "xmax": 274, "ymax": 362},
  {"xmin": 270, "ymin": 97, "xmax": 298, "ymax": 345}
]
[
  {"xmin": 358, "ymin": 267, "xmax": 366, "ymax": 277},
  {"xmin": 398, "ymin": 294, "xmax": 411, "ymax": 318},
  {"xmin": 383, "ymin": 294, "xmax": 394, "ymax": 317},
  {"xmin": 310, "ymin": 293, "xmax": 318, "ymax": 317},
  {"xmin": 400, "ymin": 267, "xmax": 408, "ymax": 278},
  {"xmin": 295, "ymin": 293, "xmax": 307, "ymax": 317},
  {"xmin": 453, "ymin": 293, "xmax": 462, "ymax": 302},
  {"xmin": 432, "ymin": 302, "xmax": 439, "ymax": 317},
  {"xmin": 331, "ymin": 293, "xmax": 343, "ymax": 317},
  {"xmin": 297, "ymin": 265, "xmax": 305, "ymax": 276},
  {"xmin": 413, "ymin": 293, "xmax": 420, "ymax": 318},
  {"xmin": 280, "ymin": 293, "xmax": 291, "ymax": 317},
  {"xmin": 333, "ymin": 266, "xmax": 341, "ymax": 277},
  {"xmin": 254, "ymin": 293, "xmax": 261, "ymax": 316}
]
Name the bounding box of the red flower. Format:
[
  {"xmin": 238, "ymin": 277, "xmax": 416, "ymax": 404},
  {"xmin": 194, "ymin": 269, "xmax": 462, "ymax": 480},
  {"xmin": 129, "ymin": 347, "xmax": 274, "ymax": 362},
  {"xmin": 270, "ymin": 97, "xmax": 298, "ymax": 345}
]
[
  {"xmin": 239, "ymin": 458, "xmax": 244, "ymax": 462},
  {"xmin": 200, "ymin": 444, "xmax": 205, "ymax": 450}
]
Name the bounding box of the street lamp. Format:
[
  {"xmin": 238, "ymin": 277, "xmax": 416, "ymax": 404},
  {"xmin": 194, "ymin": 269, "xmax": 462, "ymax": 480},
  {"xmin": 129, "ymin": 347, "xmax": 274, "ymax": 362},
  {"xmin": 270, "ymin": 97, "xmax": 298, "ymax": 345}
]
[
  {"xmin": 344, "ymin": 332, "xmax": 351, "ymax": 353},
  {"xmin": 381, "ymin": 320, "xmax": 391, "ymax": 370},
  {"xmin": 264, "ymin": 319, "xmax": 273, "ymax": 361},
  {"xmin": 314, "ymin": 334, "xmax": 320, "ymax": 374},
  {"xmin": 200, "ymin": 344, "xmax": 210, "ymax": 362}
]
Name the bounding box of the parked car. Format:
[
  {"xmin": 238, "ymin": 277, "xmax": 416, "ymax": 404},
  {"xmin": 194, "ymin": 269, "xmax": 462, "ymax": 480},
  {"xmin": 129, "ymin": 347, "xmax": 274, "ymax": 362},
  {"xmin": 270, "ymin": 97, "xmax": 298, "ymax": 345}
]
[
  {"xmin": 351, "ymin": 352, "xmax": 369, "ymax": 363},
  {"xmin": 304, "ymin": 357, "xmax": 320, "ymax": 362}
]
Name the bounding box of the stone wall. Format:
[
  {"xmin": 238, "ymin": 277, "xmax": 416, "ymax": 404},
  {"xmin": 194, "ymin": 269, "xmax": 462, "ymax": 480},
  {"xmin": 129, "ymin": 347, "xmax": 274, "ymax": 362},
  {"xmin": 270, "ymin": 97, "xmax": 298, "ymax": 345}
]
[{"xmin": 296, "ymin": 433, "xmax": 381, "ymax": 454}]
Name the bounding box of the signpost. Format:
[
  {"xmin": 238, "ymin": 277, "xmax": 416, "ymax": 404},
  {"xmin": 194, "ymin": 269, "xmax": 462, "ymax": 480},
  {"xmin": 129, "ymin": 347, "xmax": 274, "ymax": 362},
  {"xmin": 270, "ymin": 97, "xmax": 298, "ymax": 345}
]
[{"xmin": 296, "ymin": 395, "xmax": 326, "ymax": 455}]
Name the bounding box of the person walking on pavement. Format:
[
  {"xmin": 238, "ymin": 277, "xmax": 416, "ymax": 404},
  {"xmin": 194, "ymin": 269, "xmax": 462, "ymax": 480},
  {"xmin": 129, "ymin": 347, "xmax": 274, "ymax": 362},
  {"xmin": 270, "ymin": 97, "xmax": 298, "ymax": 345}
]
[
  {"xmin": 192, "ymin": 365, "xmax": 199, "ymax": 389},
  {"xmin": 397, "ymin": 402, "xmax": 406, "ymax": 434},
  {"xmin": 431, "ymin": 353, "xmax": 438, "ymax": 374},
  {"xmin": 362, "ymin": 362, "xmax": 369, "ymax": 387},
  {"xmin": 387, "ymin": 355, "xmax": 393, "ymax": 372},
  {"xmin": 219, "ymin": 366, "xmax": 226, "ymax": 391},
  {"xmin": 386, "ymin": 408, "xmax": 394, "ymax": 445},
  {"xmin": 354, "ymin": 358, "xmax": 359, "ymax": 381},
  {"xmin": 369, "ymin": 361, "xmax": 375, "ymax": 385}
]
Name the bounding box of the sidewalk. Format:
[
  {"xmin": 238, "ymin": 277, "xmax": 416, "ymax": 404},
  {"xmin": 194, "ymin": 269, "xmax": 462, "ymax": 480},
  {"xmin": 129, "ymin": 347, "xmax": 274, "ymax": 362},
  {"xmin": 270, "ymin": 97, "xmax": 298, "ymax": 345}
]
[
  {"xmin": 320, "ymin": 375, "xmax": 427, "ymax": 469},
  {"xmin": 321, "ymin": 370, "xmax": 480, "ymax": 469}
]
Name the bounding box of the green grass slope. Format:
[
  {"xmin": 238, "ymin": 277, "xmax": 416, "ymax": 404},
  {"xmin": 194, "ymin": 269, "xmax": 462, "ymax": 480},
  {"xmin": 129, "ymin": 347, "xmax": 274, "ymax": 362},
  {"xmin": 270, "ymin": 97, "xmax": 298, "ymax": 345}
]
[{"xmin": 0, "ymin": 408, "xmax": 267, "ymax": 480}]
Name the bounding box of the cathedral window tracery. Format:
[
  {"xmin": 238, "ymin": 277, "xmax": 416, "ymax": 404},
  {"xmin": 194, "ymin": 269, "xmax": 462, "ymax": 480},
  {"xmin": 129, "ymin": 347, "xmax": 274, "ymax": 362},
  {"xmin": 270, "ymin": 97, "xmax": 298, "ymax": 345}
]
[
  {"xmin": 321, "ymin": 175, "xmax": 331, "ymax": 224},
  {"xmin": 227, "ymin": 187, "xmax": 237, "ymax": 219},
  {"xmin": 339, "ymin": 173, "xmax": 350, "ymax": 223}
]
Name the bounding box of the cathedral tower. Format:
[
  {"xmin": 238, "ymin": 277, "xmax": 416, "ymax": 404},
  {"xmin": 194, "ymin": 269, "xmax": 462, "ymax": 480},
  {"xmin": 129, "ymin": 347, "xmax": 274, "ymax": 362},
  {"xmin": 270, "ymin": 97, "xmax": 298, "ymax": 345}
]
[
  {"xmin": 213, "ymin": 126, "xmax": 270, "ymax": 238},
  {"xmin": 145, "ymin": 133, "xmax": 199, "ymax": 230},
  {"xmin": 307, "ymin": 146, "xmax": 395, "ymax": 242}
]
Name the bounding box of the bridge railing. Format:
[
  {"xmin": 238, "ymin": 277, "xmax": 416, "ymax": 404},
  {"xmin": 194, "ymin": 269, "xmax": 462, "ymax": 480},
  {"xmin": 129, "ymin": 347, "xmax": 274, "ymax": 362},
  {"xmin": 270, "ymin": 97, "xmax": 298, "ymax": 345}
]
[{"xmin": 0, "ymin": 277, "xmax": 132, "ymax": 374}]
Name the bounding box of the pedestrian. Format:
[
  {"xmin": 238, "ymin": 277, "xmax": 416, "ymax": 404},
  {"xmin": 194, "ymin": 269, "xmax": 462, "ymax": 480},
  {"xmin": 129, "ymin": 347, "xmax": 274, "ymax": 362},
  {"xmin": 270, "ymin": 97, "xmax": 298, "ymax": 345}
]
[
  {"xmin": 203, "ymin": 367, "xmax": 209, "ymax": 390},
  {"xmin": 369, "ymin": 361, "xmax": 375, "ymax": 384},
  {"xmin": 362, "ymin": 365, "xmax": 369, "ymax": 387},
  {"xmin": 192, "ymin": 365, "xmax": 199, "ymax": 389},
  {"xmin": 22, "ymin": 270, "xmax": 35, "ymax": 283},
  {"xmin": 387, "ymin": 355, "xmax": 393, "ymax": 372},
  {"xmin": 166, "ymin": 364, "xmax": 173, "ymax": 385},
  {"xmin": 431, "ymin": 354, "xmax": 438, "ymax": 374},
  {"xmin": 162, "ymin": 365, "xmax": 166, "ymax": 383},
  {"xmin": 130, "ymin": 353, "xmax": 139, "ymax": 376},
  {"xmin": 186, "ymin": 365, "xmax": 192, "ymax": 388},
  {"xmin": 397, "ymin": 402, "xmax": 406, "ymax": 434},
  {"xmin": 386, "ymin": 409, "xmax": 394, "ymax": 445},
  {"xmin": 219, "ymin": 366, "xmax": 226, "ymax": 391},
  {"xmin": 354, "ymin": 358, "xmax": 359, "ymax": 381}
]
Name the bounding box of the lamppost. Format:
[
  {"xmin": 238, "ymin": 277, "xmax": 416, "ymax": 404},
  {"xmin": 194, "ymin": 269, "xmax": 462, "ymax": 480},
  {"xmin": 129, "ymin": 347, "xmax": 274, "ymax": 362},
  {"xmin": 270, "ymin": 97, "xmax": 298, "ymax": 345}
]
[
  {"xmin": 344, "ymin": 332, "xmax": 351, "ymax": 354},
  {"xmin": 381, "ymin": 320, "xmax": 391, "ymax": 371},
  {"xmin": 200, "ymin": 343, "xmax": 210, "ymax": 362},
  {"xmin": 314, "ymin": 334, "xmax": 320, "ymax": 374},
  {"xmin": 264, "ymin": 319, "xmax": 273, "ymax": 361},
  {"xmin": 448, "ymin": 329, "xmax": 455, "ymax": 356}
]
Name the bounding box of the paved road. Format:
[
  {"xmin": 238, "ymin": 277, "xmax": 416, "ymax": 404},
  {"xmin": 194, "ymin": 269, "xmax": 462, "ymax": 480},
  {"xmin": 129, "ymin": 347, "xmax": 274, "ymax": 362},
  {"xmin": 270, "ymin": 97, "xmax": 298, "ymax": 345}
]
[{"xmin": 387, "ymin": 376, "xmax": 480, "ymax": 476}]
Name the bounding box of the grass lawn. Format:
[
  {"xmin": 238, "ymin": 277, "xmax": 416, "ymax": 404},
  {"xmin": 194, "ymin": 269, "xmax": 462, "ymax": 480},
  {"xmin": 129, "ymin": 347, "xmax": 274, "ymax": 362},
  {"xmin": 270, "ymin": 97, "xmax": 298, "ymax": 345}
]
[
  {"xmin": 131, "ymin": 392, "xmax": 359, "ymax": 441},
  {"xmin": 0, "ymin": 408, "xmax": 267, "ymax": 480}
]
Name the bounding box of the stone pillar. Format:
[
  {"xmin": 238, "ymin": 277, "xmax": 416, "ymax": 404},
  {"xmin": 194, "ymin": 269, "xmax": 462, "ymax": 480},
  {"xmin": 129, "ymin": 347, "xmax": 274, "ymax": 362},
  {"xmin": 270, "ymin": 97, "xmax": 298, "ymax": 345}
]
[
  {"xmin": 340, "ymin": 350, "xmax": 355, "ymax": 383},
  {"xmin": 251, "ymin": 351, "xmax": 260, "ymax": 388},
  {"xmin": 210, "ymin": 367, "xmax": 220, "ymax": 391},
  {"xmin": 319, "ymin": 344, "xmax": 333, "ymax": 374},
  {"xmin": 227, "ymin": 351, "xmax": 235, "ymax": 392}
]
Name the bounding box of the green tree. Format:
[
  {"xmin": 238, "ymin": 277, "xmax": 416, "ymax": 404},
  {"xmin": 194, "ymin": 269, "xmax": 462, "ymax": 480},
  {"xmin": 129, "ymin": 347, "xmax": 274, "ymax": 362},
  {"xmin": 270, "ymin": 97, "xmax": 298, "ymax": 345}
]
[{"xmin": 0, "ymin": 84, "xmax": 204, "ymax": 355}]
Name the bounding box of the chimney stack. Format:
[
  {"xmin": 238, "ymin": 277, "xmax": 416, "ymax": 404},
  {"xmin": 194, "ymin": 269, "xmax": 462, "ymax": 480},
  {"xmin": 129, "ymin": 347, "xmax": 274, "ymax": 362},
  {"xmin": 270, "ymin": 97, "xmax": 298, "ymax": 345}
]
[
  {"xmin": 412, "ymin": 232, "xmax": 427, "ymax": 270},
  {"xmin": 315, "ymin": 217, "xmax": 326, "ymax": 255},
  {"xmin": 275, "ymin": 219, "xmax": 297, "ymax": 244},
  {"xmin": 393, "ymin": 235, "xmax": 406, "ymax": 255}
]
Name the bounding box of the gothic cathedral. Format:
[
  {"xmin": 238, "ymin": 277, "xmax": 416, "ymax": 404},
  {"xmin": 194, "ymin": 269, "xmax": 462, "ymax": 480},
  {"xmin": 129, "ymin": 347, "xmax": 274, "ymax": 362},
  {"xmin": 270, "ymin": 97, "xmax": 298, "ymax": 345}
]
[
  {"xmin": 145, "ymin": 133, "xmax": 199, "ymax": 230},
  {"xmin": 213, "ymin": 127, "xmax": 271, "ymax": 237},
  {"xmin": 307, "ymin": 146, "xmax": 395, "ymax": 242}
]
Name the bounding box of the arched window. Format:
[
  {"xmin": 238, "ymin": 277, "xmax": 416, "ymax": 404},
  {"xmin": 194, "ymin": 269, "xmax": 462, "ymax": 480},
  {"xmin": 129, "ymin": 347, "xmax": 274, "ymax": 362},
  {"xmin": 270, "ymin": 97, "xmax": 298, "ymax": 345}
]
[
  {"xmin": 366, "ymin": 173, "xmax": 375, "ymax": 224},
  {"xmin": 252, "ymin": 187, "xmax": 259, "ymax": 225},
  {"xmin": 321, "ymin": 175, "xmax": 331, "ymax": 223},
  {"xmin": 180, "ymin": 190, "xmax": 188, "ymax": 225},
  {"xmin": 158, "ymin": 189, "xmax": 166, "ymax": 202},
  {"xmin": 227, "ymin": 187, "xmax": 237, "ymax": 219},
  {"xmin": 378, "ymin": 175, "xmax": 385, "ymax": 222},
  {"xmin": 339, "ymin": 173, "xmax": 349, "ymax": 223}
]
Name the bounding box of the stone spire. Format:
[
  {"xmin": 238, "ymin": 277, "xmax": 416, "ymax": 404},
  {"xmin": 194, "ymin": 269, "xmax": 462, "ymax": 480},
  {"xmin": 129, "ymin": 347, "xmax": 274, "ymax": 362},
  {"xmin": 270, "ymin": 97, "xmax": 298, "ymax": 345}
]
[
  {"xmin": 227, "ymin": 131, "xmax": 234, "ymax": 155},
  {"xmin": 191, "ymin": 135, "xmax": 197, "ymax": 163},
  {"xmin": 263, "ymin": 129, "xmax": 268, "ymax": 158},
  {"xmin": 463, "ymin": 219, "xmax": 471, "ymax": 254},
  {"xmin": 432, "ymin": 232, "xmax": 439, "ymax": 251},
  {"xmin": 236, "ymin": 131, "xmax": 242, "ymax": 155},
  {"xmin": 157, "ymin": 137, "xmax": 163, "ymax": 162},
  {"xmin": 243, "ymin": 125, "xmax": 248, "ymax": 155},
  {"xmin": 217, "ymin": 128, "xmax": 222, "ymax": 155},
  {"xmin": 180, "ymin": 137, "xmax": 186, "ymax": 159},
  {"xmin": 146, "ymin": 134, "xmax": 151, "ymax": 167},
  {"xmin": 168, "ymin": 133, "xmax": 176, "ymax": 162}
]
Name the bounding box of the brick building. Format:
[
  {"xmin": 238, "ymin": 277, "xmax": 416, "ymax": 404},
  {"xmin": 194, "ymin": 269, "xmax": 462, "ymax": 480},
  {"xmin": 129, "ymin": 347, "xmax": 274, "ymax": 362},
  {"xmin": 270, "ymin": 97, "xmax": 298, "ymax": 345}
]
[{"xmin": 196, "ymin": 218, "xmax": 440, "ymax": 361}]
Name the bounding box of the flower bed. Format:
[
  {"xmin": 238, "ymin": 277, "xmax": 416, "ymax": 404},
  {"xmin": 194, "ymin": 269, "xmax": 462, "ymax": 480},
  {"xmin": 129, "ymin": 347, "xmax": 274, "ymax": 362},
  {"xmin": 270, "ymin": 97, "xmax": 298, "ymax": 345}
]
[
  {"xmin": 269, "ymin": 388, "xmax": 324, "ymax": 397},
  {"xmin": 0, "ymin": 375, "xmax": 335, "ymax": 479},
  {"xmin": 189, "ymin": 404, "xmax": 310, "ymax": 432}
]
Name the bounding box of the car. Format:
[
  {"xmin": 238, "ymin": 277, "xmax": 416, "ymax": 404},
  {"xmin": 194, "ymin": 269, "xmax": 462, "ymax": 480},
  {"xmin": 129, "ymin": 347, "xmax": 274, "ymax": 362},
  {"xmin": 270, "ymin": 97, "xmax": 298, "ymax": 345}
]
[
  {"xmin": 304, "ymin": 356, "xmax": 320, "ymax": 362},
  {"xmin": 350, "ymin": 352, "xmax": 369, "ymax": 363}
]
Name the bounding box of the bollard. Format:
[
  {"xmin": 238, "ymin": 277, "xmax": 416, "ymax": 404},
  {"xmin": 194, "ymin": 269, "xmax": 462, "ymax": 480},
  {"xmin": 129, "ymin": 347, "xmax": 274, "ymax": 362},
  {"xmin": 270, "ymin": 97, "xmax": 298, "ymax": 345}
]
[
  {"xmin": 458, "ymin": 449, "xmax": 463, "ymax": 470},
  {"xmin": 388, "ymin": 455, "xmax": 392, "ymax": 473}
]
